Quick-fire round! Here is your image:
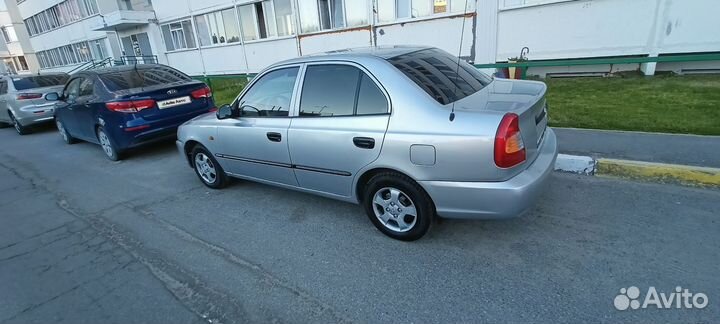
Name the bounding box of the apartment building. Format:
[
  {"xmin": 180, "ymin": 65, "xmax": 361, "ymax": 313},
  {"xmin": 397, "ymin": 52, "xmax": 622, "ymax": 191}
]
[
  {"xmin": 0, "ymin": 0, "xmax": 36, "ymax": 74},
  {"xmin": 9, "ymin": 0, "xmax": 720, "ymax": 77}
]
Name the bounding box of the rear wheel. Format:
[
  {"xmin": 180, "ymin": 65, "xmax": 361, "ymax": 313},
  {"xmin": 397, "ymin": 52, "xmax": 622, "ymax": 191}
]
[
  {"xmin": 97, "ymin": 126, "xmax": 121, "ymax": 161},
  {"xmin": 362, "ymin": 172, "xmax": 434, "ymax": 241},
  {"xmin": 9, "ymin": 112, "xmax": 30, "ymax": 135},
  {"xmin": 55, "ymin": 118, "xmax": 76, "ymax": 144},
  {"xmin": 191, "ymin": 146, "xmax": 228, "ymax": 189}
]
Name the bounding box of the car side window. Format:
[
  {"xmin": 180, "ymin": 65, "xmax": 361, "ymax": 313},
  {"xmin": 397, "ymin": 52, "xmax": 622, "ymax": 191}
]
[
  {"xmin": 238, "ymin": 67, "xmax": 299, "ymax": 117},
  {"xmin": 79, "ymin": 78, "xmax": 94, "ymax": 97},
  {"xmin": 299, "ymin": 64, "xmax": 388, "ymax": 117},
  {"xmin": 0, "ymin": 81, "xmax": 7, "ymax": 95},
  {"xmin": 300, "ymin": 65, "xmax": 359, "ymax": 117},
  {"xmin": 356, "ymin": 73, "xmax": 388, "ymax": 115},
  {"xmin": 64, "ymin": 78, "xmax": 82, "ymax": 101}
]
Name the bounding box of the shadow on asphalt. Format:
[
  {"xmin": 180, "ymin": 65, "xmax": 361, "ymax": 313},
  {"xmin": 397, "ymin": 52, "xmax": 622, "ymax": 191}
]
[{"xmin": 13, "ymin": 121, "xmax": 179, "ymax": 161}]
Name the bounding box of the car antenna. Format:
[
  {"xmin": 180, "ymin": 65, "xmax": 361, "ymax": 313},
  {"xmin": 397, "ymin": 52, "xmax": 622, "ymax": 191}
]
[{"xmin": 449, "ymin": 0, "xmax": 470, "ymax": 122}]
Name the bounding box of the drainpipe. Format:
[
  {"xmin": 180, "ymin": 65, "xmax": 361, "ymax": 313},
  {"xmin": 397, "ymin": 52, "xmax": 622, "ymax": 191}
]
[{"xmin": 234, "ymin": 0, "xmax": 251, "ymax": 75}]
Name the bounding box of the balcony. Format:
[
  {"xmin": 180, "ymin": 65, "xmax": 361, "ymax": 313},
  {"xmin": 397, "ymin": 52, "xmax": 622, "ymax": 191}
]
[{"xmin": 90, "ymin": 10, "xmax": 155, "ymax": 31}]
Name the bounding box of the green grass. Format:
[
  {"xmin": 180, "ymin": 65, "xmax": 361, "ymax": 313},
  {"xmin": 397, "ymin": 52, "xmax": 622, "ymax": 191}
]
[
  {"xmin": 203, "ymin": 73, "xmax": 720, "ymax": 135},
  {"xmin": 206, "ymin": 76, "xmax": 249, "ymax": 106},
  {"xmin": 544, "ymin": 74, "xmax": 720, "ymax": 135}
]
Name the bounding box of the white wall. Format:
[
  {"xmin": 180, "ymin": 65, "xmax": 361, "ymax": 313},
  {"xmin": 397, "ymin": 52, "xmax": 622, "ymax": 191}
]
[
  {"xmin": 496, "ymin": 0, "xmax": 720, "ymax": 61},
  {"xmin": 375, "ymin": 16, "xmax": 475, "ymax": 59},
  {"xmin": 244, "ymin": 37, "xmax": 298, "ymax": 71},
  {"xmin": 300, "ymin": 29, "xmax": 372, "ymax": 55},
  {"xmin": 166, "ymin": 49, "xmax": 205, "ymax": 75},
  {"xmin": 27, "ymin": 16, "xmax": 109, "ymax": 51}
]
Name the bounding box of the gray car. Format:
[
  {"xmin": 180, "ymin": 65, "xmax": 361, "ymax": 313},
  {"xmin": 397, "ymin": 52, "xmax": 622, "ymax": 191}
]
[
  {"xmin": 0, "ymin": 73, "xmax": 70, "ymax": 135},
  {"xmin": 176, "ymin": 46, "xmax": 558, "ymax": 240}
]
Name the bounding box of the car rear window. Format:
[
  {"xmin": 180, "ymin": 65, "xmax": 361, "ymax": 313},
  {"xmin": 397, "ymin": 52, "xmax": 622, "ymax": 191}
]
[
  {"xmin": 386, "ymin": 48, "xmax": 492, "ymax": 105},
  {"xmin": 98, "ymin": 66, "xmax": 192, "ymax": 91},
  {"xmin": 12, "ymin": 75, "xmax": 69, "ymax": 90}
]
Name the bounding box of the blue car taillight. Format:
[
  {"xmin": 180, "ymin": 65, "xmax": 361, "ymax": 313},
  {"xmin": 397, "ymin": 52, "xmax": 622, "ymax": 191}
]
[{"xmin": 106, "ymin": 99, "xmax": 156, "ymax": 113}]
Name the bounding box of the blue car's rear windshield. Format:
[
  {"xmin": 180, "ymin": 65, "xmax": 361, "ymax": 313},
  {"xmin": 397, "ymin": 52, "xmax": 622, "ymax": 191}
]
[
  {"xmin": 386, "ymin": 48, "xmax": 492, "ymax": 105},
  {"xmin": 12, "ymin": 75, "xmax": 69, "ymax": 90},
  {"xmin": 98, "ymin": 66, "xmax": 192, "ymax": 91}
]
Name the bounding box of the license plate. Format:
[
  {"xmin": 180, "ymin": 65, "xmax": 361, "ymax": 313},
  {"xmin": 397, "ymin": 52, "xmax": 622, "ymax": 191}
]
[
  {"xmin": 157, "ymin": 96, "xmax": 191, "ymax": 109},
  {"xmin": 536, "ymin": 108, "xmax": 548, "ymax": 145}
]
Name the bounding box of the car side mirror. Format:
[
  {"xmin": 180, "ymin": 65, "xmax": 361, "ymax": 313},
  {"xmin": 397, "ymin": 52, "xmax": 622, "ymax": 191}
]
[
  {"xmin": 45, "ymin": 92, "xmax": 60, "ymax": 101},
  {"xmin": 216, "ymin": 104, "xmax": 235, "ymax": 120}
]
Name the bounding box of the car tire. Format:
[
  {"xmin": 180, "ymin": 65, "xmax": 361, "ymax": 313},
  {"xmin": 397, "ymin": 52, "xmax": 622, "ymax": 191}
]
[
  {"xmin": 96, "ymin": 126, "xmax": 122, "ymax": 161},
  {"xmin": 362, "ymin": 172, "xmax": 434, "ymax": 241},
  {"xmin": 55, "ymin": 118, "xmax": 76, "ymax": 144},
  {"xmin": 191, "ymin": 146, "xmax": 228, "ymax": 189},
  {"xmin": 9, "ymin": 112, "xmax": 30, "ymax": 135}
]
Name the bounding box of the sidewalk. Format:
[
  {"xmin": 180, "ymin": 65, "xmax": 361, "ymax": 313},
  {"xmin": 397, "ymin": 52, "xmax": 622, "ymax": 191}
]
[
  {"xmin": 0, "ymin": 161, "xmax": 196, "ymax": 323},
  {"xmin": 555, "ymin": 128, "xmax": 720, "ymax": 168}
]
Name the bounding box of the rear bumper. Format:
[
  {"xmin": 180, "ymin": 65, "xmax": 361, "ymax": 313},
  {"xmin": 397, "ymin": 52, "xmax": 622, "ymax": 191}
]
[
  {"xmin": 112, "ymin": 110, "xmax": 212, "ymax": 150},
  {"xmin": 419, "ymin": 128, "xmax": 558, "ymax": 220},
  {"xmin": 14, "ymin": 104, "xmax": 56, "ymax": 126}
]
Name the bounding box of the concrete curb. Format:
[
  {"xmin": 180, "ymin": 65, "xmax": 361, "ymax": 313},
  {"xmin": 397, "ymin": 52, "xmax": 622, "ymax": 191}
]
[
  {"xmin": 554, "ymin": 154, "xmax": 720, "ymax": 188},
  {"xmin": 554, "ymin": 154, "xmax": 596, "ymax": 175}
]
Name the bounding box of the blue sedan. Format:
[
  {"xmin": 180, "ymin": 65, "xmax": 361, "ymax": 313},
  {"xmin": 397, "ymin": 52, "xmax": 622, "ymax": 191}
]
[{"xmin": 47, "ymin": 64, "xmax": 216, "ymax": 160}]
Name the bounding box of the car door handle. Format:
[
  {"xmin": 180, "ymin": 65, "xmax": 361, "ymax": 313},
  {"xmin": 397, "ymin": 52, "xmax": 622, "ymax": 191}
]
[
  {"xmin": 353, "ymin": 137, "xmax": 375, "ymax": 149},
  {"xmin": 266, "ymin": 132, "xmax": 282, "ymax": 142}
]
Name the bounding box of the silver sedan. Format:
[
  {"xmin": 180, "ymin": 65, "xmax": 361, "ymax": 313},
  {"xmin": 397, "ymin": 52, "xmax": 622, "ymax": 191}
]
[
  {"xmin": 176, "ymin": 46, "xmax": 557, "ymax": 240},
  {"xmin": 0, "ymin": 73, "xmax": 69, "ymax": 135}
]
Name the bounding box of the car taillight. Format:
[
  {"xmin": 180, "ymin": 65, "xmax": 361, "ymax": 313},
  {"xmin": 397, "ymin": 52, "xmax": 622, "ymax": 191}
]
[
  {"xmin": 17, "ymin": 93, "xmax": 43, "ymax": 100},
  {"xmin": 105, "ymin": 99, "xmax": 156, "ymax": 113},
  {"xmin": 494, "ymin": 113, "xmax": 526, "ymax": 168},
  {"xmin": 190, "ymin": 85, "xmax": 212, "ymax": 99}
]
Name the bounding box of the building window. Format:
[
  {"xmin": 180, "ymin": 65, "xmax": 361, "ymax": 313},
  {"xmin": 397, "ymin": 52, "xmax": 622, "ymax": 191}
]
[
  {"xmin": 298, "ymin": 0, "xmax": 368, "ymax": 34},
  {"xmin": 118, "ymin": 0, "xmax": 133, "ymax": 10},
  {"xmin": 194, "ymin": 8, "xmax": 241, "ymax": 47},
  {"xmin": 24, "ymin": 0, "xmax": 99, "ymax": 36},
  {"xmin": 36, "ymin": 38, "xmax": 108, "ymax": 69},
  {"xmin": 161, "ymin": 20, "xmax": 196, "ymax": 51},
  {"xmin": 378, "ymin": 0, "xmax": 472, "ymax": 23},
  {"xmin": 237, "ymin": 0, "xmax": 294, "ymax": 41},
  {"xmin": 15, "ymin": 56, "xmax": 29, "ymax": 71},
  {"xmin": 1, "ymin": 26, "xmax": 18, "ymax": 43}
]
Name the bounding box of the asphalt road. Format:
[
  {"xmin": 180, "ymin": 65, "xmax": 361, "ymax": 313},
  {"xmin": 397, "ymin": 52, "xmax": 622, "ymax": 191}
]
[
  {"xmin": 555, "ymin": 127, "xmax": 720, "ymax": 168},
  {"xmin": 1, "ymin": 124, "xmax": 718, "ymax": 324}
]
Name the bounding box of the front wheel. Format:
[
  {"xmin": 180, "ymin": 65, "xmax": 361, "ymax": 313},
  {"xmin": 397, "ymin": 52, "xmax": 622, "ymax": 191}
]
[
  {"xmin": 192, "ymin": 146, "xmax": 228, "ymax": 189},
  {"xmin": 362, "ymin": 172, "xmax": 434, "ymax": 241},
  {"xmin": 97, "ymin": 126, "xmax": 121, "ymax": 161}
]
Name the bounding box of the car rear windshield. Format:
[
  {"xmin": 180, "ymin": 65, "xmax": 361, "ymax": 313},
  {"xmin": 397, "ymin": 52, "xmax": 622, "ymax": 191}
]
[
  {"xmin": 12, "ymin": 75, "xmax": 69, "ymax": 90},
  {"xmin": 98, "ymin": 66, "xmax": 192, "ymax": 91},
  {"xmin": 386, "ymin": 48, "xmax": 492, "ymax": 105}
]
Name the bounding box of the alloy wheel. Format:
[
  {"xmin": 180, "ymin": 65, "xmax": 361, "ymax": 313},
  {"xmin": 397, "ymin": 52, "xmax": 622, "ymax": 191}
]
[
  {"xmin": 56, "ymin": 120, "xmax": 68, "ymax": 142},
  {"xmin": 98, "ymin": 130, "xmax": 114, "ymax": 158},
  {"xmin": 194, "ymin": 153, "xmax": 217, "ymax": 184},
  {"xmin": 10, "ymin": 114, "xmax": 21, "ymax": 134},
  {"xmin": 372, "ymin": 187, "xmax": 418, "ymax": 232}
]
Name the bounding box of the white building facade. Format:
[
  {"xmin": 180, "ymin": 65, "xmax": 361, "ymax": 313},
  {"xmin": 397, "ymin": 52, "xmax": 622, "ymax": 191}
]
[
  {"xmin": 0, "ymin": 0, "xmax": 37, "ymax": 74},
  {"xmin": 11, "ymin": 0, "xmax": 720, "ymax": 76}
]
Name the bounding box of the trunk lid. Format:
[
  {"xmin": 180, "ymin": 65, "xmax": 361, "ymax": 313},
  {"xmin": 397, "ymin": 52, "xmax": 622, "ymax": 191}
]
[
  {"xmin": 16, "ymin": 85, "xmax": 66, "ymax": 106},
  {"xmin": 111, "ymin": 81, "xmax": 212, "ymax": 121},
  {"xmin": 456, "ymin": 78, "xmax": 548, "ymax": 166}
]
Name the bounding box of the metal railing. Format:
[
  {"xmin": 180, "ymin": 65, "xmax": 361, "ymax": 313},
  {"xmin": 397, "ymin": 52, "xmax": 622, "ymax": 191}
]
[
  {"xmin": 475, "ymin": 53, "xmax": 720, "ymax": 69},
  {"xmin": 67, "ymin": 55, "xmax": 159, "ymax": 74},
  {"xmin": 119, "ymin": 55, "xmax": 158, "ymax": 65}
]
